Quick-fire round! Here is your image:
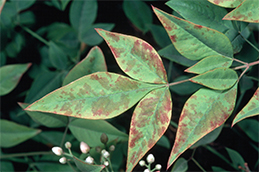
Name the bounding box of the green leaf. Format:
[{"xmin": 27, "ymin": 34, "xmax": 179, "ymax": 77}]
[
  {"xmin": 232, "ymin": 87, "xmax": 259, "ymax": 126},
  {"xmin": 185, "ymin": 55, "xmax": 233, "ymax": 74},
  {"xmin": 34, "ymin": 162, "xmax": 73, "ymax": 172},
  {"xmin": 5, "ymin": 33, "xmax": 25, "ymax": 58},
  {"xmin": 46, "ymin": 22, "xmax": 74, "ymax": 41},
  {"xmin": 148, "ymin": 24, "xmax": 171, "ymax": 47},
  {"xmin": 158, "ymin": 44, "xmax": 197, "ymax": 67},
  {"xmin": 189, "ymin": 68, "xmax": 238, "ymax": 90},
  {"xmin": 11, "ymin": 0, "xmax": 36, "ymax": 12},
  {"xmin": 19, "ymin": 103, "xmax": 68, "ymax": 128},
  {"xmin": 237, "ymin": 119, "xmax": 259, "ymax": 142},
  {"xmin": 191, "ymin": 125, "xmax": 223, "ymax": 148},
  {"xmin": 157, "ymin": 135, "xmax": 171, "ymax": 149},
  {"xmin": 81, "ymin": 23, "xmax": 115, "ymax": 46},
  {"xmin": 26, "ymin": 72, "xmax": 160, "ymax": 119},
  {"xmin": 25, "ymin": 71, "xmax": 65, "ymax": 103},
  {"xmin": 73, "ymin": 156, "xmax": 105, "ymax": 172},
  {"xmin": 69, "ymin": 118, "xmax": 128, "ymax": 147},
  {"xmin": 96, "ymin": 29, "xmax": 168, "ymax": 84},
  {"xmin": 0, "ymin": 119, "xmax": 41, "ymax": 148},
  {"xmin": 0, "ymin": 2, "xmax": 16, "ymax": 28},
  {"xmin": 171, "ymin": 158, "xmax": 188, "ymax": 172},
  {"xmin": 33, "ymin": 131, "xmax": 73, "ymax": 146},
  {"xmin": 49, "ymin": 41, "xmax": 69, "ymax": 69},
  {"xmin": 63, "ymin": 46, "xmax": 107, "ymax": 86},
  {"xmin": 153, "ymin": 7, "xmax": 233, "ymax": 60},
  {"xmin": 123, "ymin": 0, "xmax": 152, "ymax": 33},
  {"xmin": 226, "ymin": 147, "xmax": 246, "ymax": 169},
  {"xmin": 0, "ymin": 63, "xmax": 31, "ymax": 96},
  {"xmin": 223, "ymin": 0, "xmax": 259, "ymax": 23},
  {"xmin": 167, "ymin": 84, "xmax": 237, "ymax": 168},
  {"xmin": 208, "ymin": 0, "xmax": 243, "ymax": 8},
  {"xmin": 19, "ymin": 11, "xmax": 35, "ymax": 25},
  {"xmin": 0, "ymin": 161, "xmax": 14, "ymax": 172},
  {"xmin": 0, "ymin": 0, "xmax": 5, "ymax": 14},
  {"xmin": 212, "ymin": 166, "xmax": 229, "ymax": 172},
  {"xmin": 127, "ymin": 87, "xmax": 172, "ymax": 172},
  {"xmin": 69, "ymin": 0, "xmax": 97, "ymax": 39}
]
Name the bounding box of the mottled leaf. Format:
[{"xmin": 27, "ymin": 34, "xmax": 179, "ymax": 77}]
[
  {"xmin": 19, "ymin": 103, "xmax": 68, "ymax": 128},
  {"xmin": 69, "ymin": 119, "xmax": 128, "ymax": 147},
  {"xmin": 185, "ymin": 55, "xmax": 233, "ymax": 74},
  {"xmin": 26, "ymin": 72, "xmax": 160, "ymax": 119},
  {"xmin": 226, "ymin": 147, "xmax": 246, "ymax": 169},
  {"xmin": 123, "ymin": 0, "xmax": 152, "ymax": 33},
  {"xmin": 49, "ymin": 41, "xmax": 68, "ymax": 69},
  {"xmin": 73, "ymin": 156, "xmax": 105, "ymax": 172},
  {"xmin": 63, "ymin": 46, "xmax": 107, "ymax": 85},
  {"xmin": 237, "ymin": 119, "xmax": 259, "ymax": 142},
  {"xmin": 96, "ymin": 29, "xmax": 168, "ymax": 84},
  {"xmin": 189, "ymin": 68, "xmax": 238, "ymax": 90},
  {"xmin": 0, "ymin": 63, "xmax": 31, "ymax": 96},
  {"xmin": 127, "ymin": 87, "xmax": 172, "ymax": 172},
  {"xmin": 0, "ymin": 119, "xmax": 41, "ymax": 148},
  {"xmin": 167, "ymin": 84, "xmax": 237, "ymax": 168},
  {"xmin": 208, "ymin": 0, "xmax": 243, "ymax": 8},
  {"xmin": 171, "ymin": 158, "xmax": 188, "ymax": 172},
  {"xmin": 232, "ymin": 87, "xmax": 259, "ymax": 126},
  {"xmin": 153, "ymin": 7, "xmax": 233, "ymax": 60},
  {"xmin": 223, "ymin": 0, "xmax": 259, "ymax": 23}
]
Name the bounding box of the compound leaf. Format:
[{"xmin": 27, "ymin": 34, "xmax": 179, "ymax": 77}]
[
  {"xmin": 232, "ymin": 87, "xmax": 259, "ymax": 126},
  {"xmin": 167, "ymin": 84, "xmax": 237, "ymax": 168},
  {"xmin": 0, "ymin": 63, "xmax": 31, "ymax": 96},
  {"xmin": 153, "ymin": 7, "xmax": 233, "ymax": 61},
  {"xmin": 208, "ymin": 0, "xmax": 243, "ymax": 8},
  {"xmin": 189, "ymin": 68, "xmax": 238, "ymax": 90},
  {"xmin": 96, "ymin": 29, "xmax": 168, "ymax": 84},
  {"xmin": 185, "ymin": 55, "xmax": 233, "ymax": 74},
  {"xmin": 223, "ymin": 0, "xmax": 259, "ymax": 23},
  {"xmin": 26, "ymin": 72, "xmax": 160, "ymax": 119},
  {"xmin": 63, "ymin": 46, "xmax": 107, "ymax": 86},
  {"xmin": 0, "ymin": 119, "xmax": 41, "ymax": 148},
  {"xmin": 127, "ymin": 87, "xmax": 172, "ymax": 172}
]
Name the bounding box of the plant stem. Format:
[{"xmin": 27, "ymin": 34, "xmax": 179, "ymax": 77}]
[
  {"xmin": 234, "ymin": 60, "xmax": 259, "ymax": 70},
  {"xmin": 20, "ymin": 25, "xmax": 49, "ymax": 46},
  {"xmin": 0, "ymin": 151, "xmax": 52, "ymax": 159},
  {"xmin": 60, "ymin": 118, "xmax": 72, "ymax": 147},
  {"xmin": 238, "ymin": 31, "xmax": 259, "ymax": 53},
  {"xmin": 168, "ymin": 78, "xmax": 189, "ymax": 87},
  {"xmin": 192, "ymin": 158, "xmax": 206, "ymax": 172}
]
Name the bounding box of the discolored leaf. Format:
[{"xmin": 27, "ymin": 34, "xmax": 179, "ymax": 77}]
[
  {"xmin": 208, "ymin": 0, "xmax": 243, "ymax": 8},
  {"xmin": 223, "ymin": 0, "xmax": 259, "ymax": 23},
  {"xmin": 167, "ymin": 84, "xmax": 237, "ymax": 168},
  {"xmin": 123, "ymin": 0, "xmax": 152, "ymax": 33},
  {"xmin": 63, "ymin": 46, "xmax": 107, "ymax": 85},
  {"xmin": 19, "ymin": 103, "xmax": 68, "ymax": 128},
  {"xmin": 189, "ymin": 68, "xmax": 238, "ymax": 90},
  {"xmin": 69, "ymin": 119, "xmax": 128, "ymax": 147},
  {"xmin": 127, "ymin": 87, "xmax": 172, "ymax": 172},
  {"xmin": 0, "ymin": 63, "xmax": 31, "ymax": 96},
  {"xmin": 153, "ymin": 7, "xmax": 233, "ymax": 60},
  {"xmin": 0, "ymin": 0, "xmax": 5, "ymax": 14},
  {"xmin": 171, "ymin": 158, "xmax": 188, "ymax": 172},
  {"xmin": 26, "ymin": 72, "xmax": 160, "ymax": 119},
  {"xmin": 0, "ymin": 119, "xmax": 41, "ymax": 148},
  {"xmin": 96, "ymin": 29, "xmax": 168, "ymax": 84},
  {"xmin": 185, "ymin": 55, "xmax": 233, "ymax": 74},
  {"xmin": 73, "ymin": 156, "xmax": 105, "ymax": 172},
  {"xmin": 232, "ymin": 87, "xmax": 259, "ymax": 126}
]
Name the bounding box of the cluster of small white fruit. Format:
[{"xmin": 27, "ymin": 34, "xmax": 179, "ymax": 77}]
[{"xmin": 139, "ymin": 154, "xmax": 162, "ymax": 172}]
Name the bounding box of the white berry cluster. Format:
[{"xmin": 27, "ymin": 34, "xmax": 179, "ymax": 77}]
[{"xmin": 139, "ymin": 154, "xmax": 162, "ymax": 172}]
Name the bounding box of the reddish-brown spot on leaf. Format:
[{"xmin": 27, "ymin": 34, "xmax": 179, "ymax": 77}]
[
  {"xmin": 170, "ymin": 35, "xmax": 177, "ymax": 42},
  {"xmin": 194, "ymin": 25, "xmax": 203, "ymax": 29},
  {"xmin": 106, "ymin": 32, "xmax": 120, "ymax": 42}
]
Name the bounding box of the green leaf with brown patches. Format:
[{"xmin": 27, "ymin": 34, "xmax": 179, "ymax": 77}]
[
  {"xmin": 153, "ymin": 7, "xmax": 233, "ymax": 61},
  {"xmin": 208, "ymin": 0, "xmax": 243, "ymax": 8},
  {"xmin": 189, "ymin": 68, "xmax": 238, "ymax": 90},
  {"xmin": 167, "ymin": 84, "xmax": 237, "ymax": 169},
  {"xmin": 223, "ymin": 0, "xmax": 259, "ymax": 23},
  {"xmin": 127, "ymin": 87, "xmax": 172, "ymax": 172},
  {"xmin": 63, "ymin": 46, "xmax": 107, "ymax": 86},
  {"xmin": 25, "ymin": 72, "xmax": 160, "ymax": 119},
  {"xmin": 185, "ymin": 55, "xmax": 233, "ymax": 74},
  {"xmin": 96, "ymin": 29, "xmax": 168, "ymax": 84},
  {"xmin": 232, "ymin": 87, "xmax": 259, "ymax": 126}
]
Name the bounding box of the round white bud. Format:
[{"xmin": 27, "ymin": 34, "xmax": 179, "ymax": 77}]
[
  {"xmin": 155, "ymin": 164, "xmax": 162, "ymax": 170},
  {"xmin": 80, "ymin": 141, "xmax": 90, "ymax": 154},
  {"xmin": 59, "ymin": 157, "xmax": 67, "ymax": 164},
  {"xmin": 85, "ymin": 156, "xmax": 94, "ymax": 164},
  {"xmin": 52, "ymin": 147, "xmax": 63, "ymax": 156},
  {"xmin": 139, "ymin": 160, "xmax": 146, "ymax": 166},
  {"xmin": 65, "ymin": 142, "xmax": 71, "ymax": 149},
  {"xmin": 146, "ymin": 154, "xmax": 155, "ymax": 164}
]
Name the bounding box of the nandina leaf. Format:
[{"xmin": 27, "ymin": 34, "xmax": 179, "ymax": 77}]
[
  {"xmin": 0, "ymin": 63, "xmax": 31, "ymax": 96},
  {"xmin": 232, "ymin": 87, "xmax": 259, "ymax": 126},
  {"xmin": 127, "ymin": 87, "xmax": 172, "ymax": 172},
  {"xmin": 73, "ymin": 156, "xmax": 105, "ymax": 172},
  {"xmin": 208, "ymin": 0, "xmax": 243, "ymax": 8},
  {"xmin": 223, "ymin": 0, "xmax": 259, "ymax": 23},
  {"xmin": 237, "ymin": 119, "xmax": 259, "ymax": 142},
  {"xmin": 96, "ymin": 29, "xmax": 168, "ymax": 84},
  {"xmin": 185, "ymin": 55, "xmax": 233, "ymax": 74},
  {"xmin": 226, "ymin": 147, "xmax": 246, "ymax": 169},
  {"xmin": 25, "ymin": 72, "xmax": 160, "ymax": 119},
  {"xmin": 63, "ymin": 46, "xmax": 107, "ymax": 86},
  {"xmin": 167, "ymin": 84, "xmax": 237, "ymax": 169},
  {"xmin": 189, "ymin": 68, "xmax": 238, "ymax": 90},
  {"xmin": 153, "ymin": 7, "xmax": 233, "ymax": 61}
]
